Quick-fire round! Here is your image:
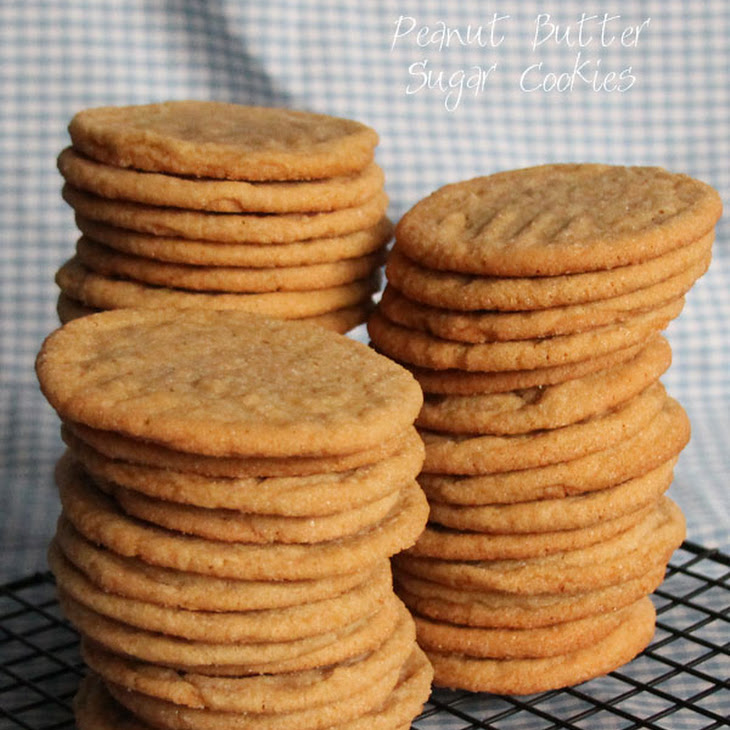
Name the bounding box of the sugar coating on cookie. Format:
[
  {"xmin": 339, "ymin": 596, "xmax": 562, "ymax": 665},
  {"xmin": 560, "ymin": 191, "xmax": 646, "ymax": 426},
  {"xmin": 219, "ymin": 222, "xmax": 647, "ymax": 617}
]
[
  {"xmin": 75, "ymin": 237, "xmax": 384, "ymax": 293},
  {"xmin": 37, "ymin": 308, "xmax": 422, "ymax": 457},
  {"xmin": 74, "ymin": 217, "xmax": 394, "ymax": 268},
  {"xmin": 62, "ymin": 185, "xmax": 390, "ymax": 244},
  {"xmin": 425, "ymin": 597, "xmax": 656, "ymax": 694},
  {"xmin": 395, "ymin": 164, "xmax": 721, "ymax": 276},
  {"xmin": 56, "ymin": 258, "xmax": 378, "ymax": 318},
  {"xmin": 58, "ymin": 147, "xmax": 385, "ymax": 213},
  {"xmin": 68, "ymin": 101, "xmax": 379, "ymax": 181}
]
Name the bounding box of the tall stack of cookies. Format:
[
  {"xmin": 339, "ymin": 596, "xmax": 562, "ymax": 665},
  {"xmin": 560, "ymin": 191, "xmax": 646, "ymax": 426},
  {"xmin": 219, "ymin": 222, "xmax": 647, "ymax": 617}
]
[
  {"xmin": 55, "ymin": 101, "xmax": 391, "ymax": 332},
  {"xmin": 36, "ymin": 309, "xmax": 433, "ymax": 729},
  {"xmin": 368, "ymin": 164, "xmax": 723, "ymax": 694}
]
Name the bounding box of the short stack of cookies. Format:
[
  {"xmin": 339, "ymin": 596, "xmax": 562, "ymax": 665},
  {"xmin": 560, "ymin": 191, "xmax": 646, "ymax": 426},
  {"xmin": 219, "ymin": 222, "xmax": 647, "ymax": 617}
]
[
  {"xmin": 368, "ymin": 163, "xmax": 723, "ymax": 694},
  {"xmin": 36, "ymin": 309, "xmax": 434, "ymax": 729},
  {"xmin": 55, "ymin": 101, "xmax": 392, "ymax": 332}
]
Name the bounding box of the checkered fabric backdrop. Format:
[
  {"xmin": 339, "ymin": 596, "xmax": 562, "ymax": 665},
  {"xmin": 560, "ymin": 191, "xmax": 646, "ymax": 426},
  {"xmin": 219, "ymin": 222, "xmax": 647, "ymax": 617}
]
[{"xmin": 1, "ymin": 1, "xmax": 728, "ymax": 584}]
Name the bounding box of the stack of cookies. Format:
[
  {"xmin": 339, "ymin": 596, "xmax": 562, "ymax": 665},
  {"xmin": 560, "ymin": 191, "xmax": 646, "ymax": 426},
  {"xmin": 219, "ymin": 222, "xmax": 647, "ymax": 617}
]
[
  {"xmin": 36, "ymin": 309, "xmax": 434, "ymax": 729},
  {"xmin": 368, "ymin": 163, "xmax": 723, "ymax": 694},
  {"xmin": 55, "ymin": 101, "xmax": 392, "ymax": 332}
]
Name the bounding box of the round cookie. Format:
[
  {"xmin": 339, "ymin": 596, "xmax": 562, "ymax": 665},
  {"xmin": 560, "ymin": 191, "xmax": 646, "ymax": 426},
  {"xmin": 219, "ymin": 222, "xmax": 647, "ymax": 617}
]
[
  {"xmin": 75, "ymin": 237, "xmax": 384, "ymax": 293},
  {"xmin": 62, "ymin": 422, "xmax": 420, "ymax": 479},
  {"xmin": 418, "ymin": 396, "xmax": 689, "ymax": 504},
  {"xmin": 68, "ymin": 102, "xmax": 379, "ymax": 181},
  {"xmin": 57, "ymin": 292, "xmax": 372, "ymax": 334},
  {"xmin": 394, "ymin": 566, "xmax": 667, "ymax": 629},
  {"xmin": 426, "ymin": 597, "xmax": 656, "ymax": 694},
  {"xmin": 98, "ymin": 478, "xmax": 401, "ymax": 544},
  {"xmin": 413, "ymin": 600, "xmax": 638, "ymax": 659},
  {"xmin": 80, "ymin": 606, "xmax": 414, "ymax": 712},
  {"xmin": 55, "ymin": 518, "xmax": 379, "ymax": 612},
  {"xmin": 74, "ymin": 646, "xmax": 432, "ymax": 730},
  {"xmin": 104, "ymin": 646, "xmax": 429, "ymax": 730},
  {"xmin": 405, "ymin": 341, "xmax": 647, "ymax": 395},
  {"xmin": 37, "ymin": 308, "xmax": 423, "ymax": 458},
  {"xmin": 394, "ymin": 164, "xmax": 721, "ymax": 276},
  {"xmin": 368, "ymin": 298, "xmax": 683, "ymax": 372},
  {"xmin": 67, "ymin": 430, "xmax": 424, "ymax": 514},
  {"xmin": 60, "ymin": 591, "xmax": 402, "ymax": 673},
  {"xmin": 103, "ymin": 660, "xmax": 399, "ymax": 730},
  {"xmin": 56, "ymin": 458, "xmax": 428, "ymax": 580},
  {"xmin": 75, "ymin": 216, "xmax": 393, "ymax": 267},
  {"xmin": 58, "ymin": 147, "xmax": 385, "ymax": 213},
  {"xmin": 416, "ymin": 336, "xmax": 670, "ymax": 434},
  {"xmin": 404, "ymin": 503, "xmax": 652, "ymax": 561},
  {"xmin": 50, "ymin": 542, "xmax": 392, "ymax": 643},
  {"xmin": 62, "ymin": 185, "xmax": 389, "ymax": 244},
  {"xmin": 379, "ymin": 248, "xmax": 709, "ymax": 342},
  {"xmin": 56, "ymin": 259, "xmax": 378, "ymax": 319},
  {"xmin": 420, "ymin": 381, "xmax": 667, "ymax": 475},
  {"xmin": 395, "ymin": 497, "xmax": 686, "ymax": 594},
  {"xmin": 385, "ymin": 230, "xmax": 713, "ymax": 311},
  {"xmin": 427, "ymin": 457, "xmax": 675, "ymax": 533},
  {"xmin": 104, "ymin": 669, "xmax": 399, "ymax": 730}
]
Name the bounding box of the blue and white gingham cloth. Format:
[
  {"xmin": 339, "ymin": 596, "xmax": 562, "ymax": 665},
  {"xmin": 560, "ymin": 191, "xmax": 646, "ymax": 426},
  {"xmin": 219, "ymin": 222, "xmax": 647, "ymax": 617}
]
[{"xmin": 1, "ymin": 1, "xmax": 728, "ymax": 588}]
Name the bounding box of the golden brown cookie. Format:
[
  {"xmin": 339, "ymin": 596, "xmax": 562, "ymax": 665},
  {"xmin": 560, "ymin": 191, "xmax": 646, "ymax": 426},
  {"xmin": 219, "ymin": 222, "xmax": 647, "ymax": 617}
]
[
  {"xmin": 97, "ymin": 478, "xmax": 401, "ymax": 544},
  {"xmin": 68, "ymin": 102, "xmax": 379, "ymax": 181},
  {"xmin": 404, "ymin": 341, "xmax": 647, "ymax": 395},
  {"xmin": 58, "ymin": 147, "xmax": 385, "ymax": 213},
  {"xmin": 79, "ymin": 605, "xmax": 414, "ymax": 712},
  {"xmin": 75, "ymin": 237, "xmax": 384, "ymax": 293},
  {"xmin": 394, "ymin": 566, "xmax": 666, "ymax": 629},
  {"xmin": 403, "ymin": 503, "xmax": 653, "ymax": 561},
  {"xmin": 413, "ymin": 600, "xmax": 638, "ymax": 659},
  {"xmin": 50, "ymin": 542, "xmax": 392, "ymax": 643},
  {"xmin": 104, "ymin": 666, "xmax": 398, "ymax": 730},
  {"xmin": 426, "ymin": 597, "xmax": 656, "ymax": 694},
  {"xmin": 63, "ymin": 185, "xmax": 389, "ymax": 244},
  {"xmin": 394, "ymin": 165, "xmax": 721, "ymax": 276},
  {"xmin": 385, "ymin": 231, "xmax": 713, "ymax": 311},
  {"xmin": 55, "ymin": 518, "xmax": 379, "ymax": 612},
  {"xmin": 395, "ymin": 496, "xmax": 685, "ymax": 593},
  {"xmin": 416, "ymin": 336, "xmax": 670, "ymax": 434},
  {"xmin": 418, "ymin": 396, "xmax": 689, "ymax": 504},
  {"xmin": 105, "ymin": 645, "xmax": 428, "ymax": 730},
  {"xmin": 57, "ymin": 292, "xmax": 372, "ymax": 334},
  {"xmin": 38, "ymin": 309, "xmax": 422, "ymax": 458},
  {"xmin": 56, "ymin": 259, "xmax": 378, "ymax": 319},
  {"xmin": 368, "ymin": 298, "xmax": 683, "ymax": 373},
  {"xmin": 379, "ymin": 248, "xmax": 709, "ymax": 342},
  {"xmin": 428, "ymin": 458, "xmax": 675, "ymax": 534},
  {"xmin": 60, "ymin": 591, "xmax": 402, "ymax": 673},
  {"xmin": 57, "ymin": 458, "xmax": 428, "ymax": 580},
  {"xmin": 74, "ymin": 645, "xmax": 432, "ymax": 730},
  {"xmin": 67, "ymin": 429, "xmax": 424, "ymax": 514},
  {"xmin": 62, "ymin": 422, "xmax": 420, "ymax": 479},
  {"xmin": 75, "ymin": 216, "xmax": 393, "ymax": 267},
  {"xmin": 420, "ymin": 381, "xmax": 667, "ymax": 475}
]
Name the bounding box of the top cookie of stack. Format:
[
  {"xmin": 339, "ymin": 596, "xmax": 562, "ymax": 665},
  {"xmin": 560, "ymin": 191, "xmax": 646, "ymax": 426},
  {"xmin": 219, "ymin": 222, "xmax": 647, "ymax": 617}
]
[{"xmin": 56, "ymin": 101, "xmax": 391, "ymax": 332}]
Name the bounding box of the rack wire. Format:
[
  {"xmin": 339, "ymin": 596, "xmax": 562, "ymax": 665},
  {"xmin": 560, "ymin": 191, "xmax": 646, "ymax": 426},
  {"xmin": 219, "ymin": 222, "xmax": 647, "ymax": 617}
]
[{"xmin": 1, "ymin": 541, "xmax": 728, "ymax": 730}]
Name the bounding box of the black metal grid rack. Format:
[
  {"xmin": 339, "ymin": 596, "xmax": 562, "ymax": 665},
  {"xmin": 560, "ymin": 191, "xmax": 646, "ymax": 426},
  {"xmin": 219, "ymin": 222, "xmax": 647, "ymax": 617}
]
[{"xmin": 1, "ymin": 541, "xmax": 728, "ymax": 730}]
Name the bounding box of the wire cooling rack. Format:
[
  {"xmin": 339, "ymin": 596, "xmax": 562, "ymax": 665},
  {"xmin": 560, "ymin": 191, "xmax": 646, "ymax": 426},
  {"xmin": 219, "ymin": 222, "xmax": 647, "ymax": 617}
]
[{"xmin": 1, "ymin": 541, "xmax": 728, "ymax": 730}]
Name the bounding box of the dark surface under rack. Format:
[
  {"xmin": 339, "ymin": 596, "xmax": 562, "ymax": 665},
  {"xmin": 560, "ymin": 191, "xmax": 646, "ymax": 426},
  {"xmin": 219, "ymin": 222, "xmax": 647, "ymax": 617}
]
[{"xmin": 1, "ymin": 541, "xmax": 728, "ymax": 730}]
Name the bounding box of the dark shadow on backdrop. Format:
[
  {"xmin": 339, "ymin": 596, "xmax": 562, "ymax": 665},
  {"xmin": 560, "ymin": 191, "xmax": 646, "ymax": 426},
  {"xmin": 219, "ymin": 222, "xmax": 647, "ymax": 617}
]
[{"xmin": 166, "ymin": 0, "xmax": 294, "ymax": 106}]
